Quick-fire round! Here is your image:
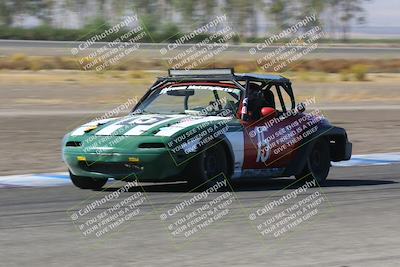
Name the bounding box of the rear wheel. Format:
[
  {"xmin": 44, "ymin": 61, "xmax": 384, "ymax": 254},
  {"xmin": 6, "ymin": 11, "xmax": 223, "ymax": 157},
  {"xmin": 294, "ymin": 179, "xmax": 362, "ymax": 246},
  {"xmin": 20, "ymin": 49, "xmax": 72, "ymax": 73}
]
[
  {"xmin": 69, "ymin": 171, "xmax": 108, "ymax": 190},
  {"xmin": 184, "ymin": 143, "xmax": 229, "ymax": 190},
  {"xmin": 296, "ymin": 138, "xmax": 330, "ymax": 185}
]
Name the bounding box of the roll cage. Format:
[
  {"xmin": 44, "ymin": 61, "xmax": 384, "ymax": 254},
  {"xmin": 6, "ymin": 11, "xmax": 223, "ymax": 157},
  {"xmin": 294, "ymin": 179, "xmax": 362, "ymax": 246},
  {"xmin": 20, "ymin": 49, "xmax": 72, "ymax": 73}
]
[{"xmin": 132, "ymin": 68, "xmax": 296, "ymax": 119}]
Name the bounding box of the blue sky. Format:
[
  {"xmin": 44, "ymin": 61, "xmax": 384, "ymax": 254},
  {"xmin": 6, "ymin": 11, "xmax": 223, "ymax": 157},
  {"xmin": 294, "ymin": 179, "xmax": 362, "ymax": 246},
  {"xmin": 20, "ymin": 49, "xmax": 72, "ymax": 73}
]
[{"xmin": 365, "ymin": 0, "xmax": 400, "ymax": 26}]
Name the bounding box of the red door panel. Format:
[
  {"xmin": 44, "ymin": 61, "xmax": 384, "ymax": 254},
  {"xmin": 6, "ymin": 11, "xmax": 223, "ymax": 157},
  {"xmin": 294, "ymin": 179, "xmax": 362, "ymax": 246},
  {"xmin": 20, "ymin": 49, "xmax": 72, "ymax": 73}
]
[{"xmin": 242, "ymin": 114, "xmax": 305, "ymax": 170}]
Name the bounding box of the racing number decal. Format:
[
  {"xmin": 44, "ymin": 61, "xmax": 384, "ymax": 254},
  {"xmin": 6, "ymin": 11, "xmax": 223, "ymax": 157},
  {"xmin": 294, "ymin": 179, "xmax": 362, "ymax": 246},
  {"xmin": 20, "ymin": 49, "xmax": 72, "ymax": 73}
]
[
  {"xmin": 255, "ymin": 126, "xmax": 270, "ymax": 163},
  {"xmin": 123, "ymin": 115, "xmax": 186, "ymax": 136},
  {"xmin": 120, "ymin": 115, "xmax": 168, "ymax": 126},
  {"xmin": 95, "ymin": 115, "xmax": 182, "ymax": 136},
  {"xmin": 243, "ymin": 124, "xmax": 273, "ymax": 169},
  {"xmin": 242, "ymin": 116, "xmax": 301, "ymax": 169}
]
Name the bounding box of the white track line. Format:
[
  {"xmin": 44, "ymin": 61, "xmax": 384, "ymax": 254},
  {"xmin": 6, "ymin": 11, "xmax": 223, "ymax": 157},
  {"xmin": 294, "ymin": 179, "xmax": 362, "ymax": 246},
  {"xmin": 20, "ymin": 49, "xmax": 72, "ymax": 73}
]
[
  {"xmin": 332, "ymin": 153, "xmax": 400, "ymax": 167},
  {"xmin": 1, "ymin": 153, "xmax": 400, "ymax": 188},
  {"xmin": 0, "ymin": 172, "xmax": 69, "ymax": 188}
]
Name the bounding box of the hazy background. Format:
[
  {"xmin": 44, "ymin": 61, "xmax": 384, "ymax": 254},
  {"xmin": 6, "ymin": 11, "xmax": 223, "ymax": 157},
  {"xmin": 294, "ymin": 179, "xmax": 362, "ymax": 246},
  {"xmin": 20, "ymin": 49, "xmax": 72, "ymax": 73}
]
[{"xmin": 1, "ymin": 0, "xmax": 399, "ymax": 41}]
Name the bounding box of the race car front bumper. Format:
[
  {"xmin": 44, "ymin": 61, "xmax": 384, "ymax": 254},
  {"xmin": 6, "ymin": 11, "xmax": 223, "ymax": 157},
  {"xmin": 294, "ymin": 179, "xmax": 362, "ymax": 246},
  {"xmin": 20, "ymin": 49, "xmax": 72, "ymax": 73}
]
[
  {"xmin": 63, "ymin": 150, "xmax": 186, "ymax": 182},
  {"xmin": 344, "ymin": 141, "xmax": 352, "ymax": 161}
]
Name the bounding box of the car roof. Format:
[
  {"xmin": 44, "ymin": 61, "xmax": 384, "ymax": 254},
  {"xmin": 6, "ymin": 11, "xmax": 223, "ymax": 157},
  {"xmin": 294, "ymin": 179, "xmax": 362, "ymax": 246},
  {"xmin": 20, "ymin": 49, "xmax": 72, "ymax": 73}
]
[
  {"xmin": 162, "ymin": 68, "xmax": 291, "ymax": 84},
  {"xmin": 235, "ymin": 73, "xmax": 290, "ymax": 83},
  {"xmin": 136, "ymin": 68, "xmax": 296, "ymax": 112}
]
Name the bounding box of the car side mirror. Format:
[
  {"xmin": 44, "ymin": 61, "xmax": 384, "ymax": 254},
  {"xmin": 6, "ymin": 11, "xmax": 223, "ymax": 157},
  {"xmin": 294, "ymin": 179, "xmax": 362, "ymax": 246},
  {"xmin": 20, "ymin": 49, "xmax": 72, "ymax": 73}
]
[{"xmin": 261, "ymin": 107, "xmax": 276, "ymax": 117}]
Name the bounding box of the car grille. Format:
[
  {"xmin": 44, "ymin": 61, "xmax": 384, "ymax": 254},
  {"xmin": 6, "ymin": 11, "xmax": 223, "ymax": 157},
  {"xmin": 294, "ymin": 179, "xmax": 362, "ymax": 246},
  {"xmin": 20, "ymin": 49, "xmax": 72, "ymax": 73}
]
[
  {"xmin": 138, "ymin": 142, "xmax": 165, "ymax": 148},
  {"xmin": 78, "ymin": 161, "xmax": 142, "ymax": 175},
  {"xmin": 66, "ymin": 141, "xmax": 81, "ymax": 147}
]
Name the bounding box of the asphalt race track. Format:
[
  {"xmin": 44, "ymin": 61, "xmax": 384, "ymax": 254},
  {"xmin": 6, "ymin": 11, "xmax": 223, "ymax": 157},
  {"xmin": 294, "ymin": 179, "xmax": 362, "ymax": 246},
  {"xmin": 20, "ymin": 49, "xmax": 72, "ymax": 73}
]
[
  {"xmin": 1, "ymin": 40, "xmax": 400, "ymax": 59},
  {"xmin": 1, "ymin": 164, "xmax": 400, "ymax": 267}
]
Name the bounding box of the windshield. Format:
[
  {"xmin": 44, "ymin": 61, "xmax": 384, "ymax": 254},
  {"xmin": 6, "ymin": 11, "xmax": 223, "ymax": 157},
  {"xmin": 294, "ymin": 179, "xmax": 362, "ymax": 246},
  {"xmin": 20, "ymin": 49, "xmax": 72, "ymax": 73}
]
[{"xmin": 135, "ymin": 84, "xmax": 241, "ymax": 117}]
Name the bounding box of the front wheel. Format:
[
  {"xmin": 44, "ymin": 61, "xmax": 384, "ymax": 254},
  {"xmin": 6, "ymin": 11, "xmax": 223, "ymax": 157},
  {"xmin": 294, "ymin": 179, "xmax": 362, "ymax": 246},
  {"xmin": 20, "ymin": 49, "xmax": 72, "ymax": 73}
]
[
  {"xmin": 296, "ymin": 138, "xmax": 331, "ymax": 185},
  {"xmin": 184, "ymin": 143, "xmax": 229, "ymax": 190},
  {"xmin": 69, "ymin": 171, "xmax": 108, "ymax": 190}
]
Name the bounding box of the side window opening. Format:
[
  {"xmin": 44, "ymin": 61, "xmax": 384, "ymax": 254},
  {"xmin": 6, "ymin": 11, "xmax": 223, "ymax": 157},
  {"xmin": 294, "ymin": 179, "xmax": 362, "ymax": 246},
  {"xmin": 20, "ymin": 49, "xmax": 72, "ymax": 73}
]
[{"xmin": 270, "ymin": 84, "xmax": 294, "ymax": 113}]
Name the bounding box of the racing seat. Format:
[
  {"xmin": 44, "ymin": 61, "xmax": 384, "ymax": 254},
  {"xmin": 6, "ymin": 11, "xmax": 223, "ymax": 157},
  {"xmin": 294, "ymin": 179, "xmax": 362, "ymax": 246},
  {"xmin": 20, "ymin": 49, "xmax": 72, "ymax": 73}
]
[
  {"xmin": 263, "ymin": 89, "xmax": 275, "ymax": 109},
  {"xmin": 247, "ymin": 83, "xmax": 262, "ymax": 120},
  {"xmin": 248, "ymin": 83, "xmax": 276, "ymax": 120}
]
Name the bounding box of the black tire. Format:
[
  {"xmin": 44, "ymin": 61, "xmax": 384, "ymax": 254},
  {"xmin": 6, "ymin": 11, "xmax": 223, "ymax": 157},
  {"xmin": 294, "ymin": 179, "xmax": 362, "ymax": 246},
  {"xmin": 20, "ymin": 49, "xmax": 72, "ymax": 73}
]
[
  {"xmin": 69, "ymin": 171, "xmax": 108, "ymax": 190},
  {"xmin": 184, "ymin": 143, "xmax": 229, "ymax": 190},
  {"xmin": 295, "ymin": 138, "xmax": 330, "ymax": 185}
]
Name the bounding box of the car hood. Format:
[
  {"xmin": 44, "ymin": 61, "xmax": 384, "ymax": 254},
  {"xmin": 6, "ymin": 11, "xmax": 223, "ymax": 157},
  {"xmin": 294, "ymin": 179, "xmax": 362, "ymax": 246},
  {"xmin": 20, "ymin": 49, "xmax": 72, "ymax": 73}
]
[{"xmin": 69, "ymin": 114, "xmax": 235, "ymax": 138}]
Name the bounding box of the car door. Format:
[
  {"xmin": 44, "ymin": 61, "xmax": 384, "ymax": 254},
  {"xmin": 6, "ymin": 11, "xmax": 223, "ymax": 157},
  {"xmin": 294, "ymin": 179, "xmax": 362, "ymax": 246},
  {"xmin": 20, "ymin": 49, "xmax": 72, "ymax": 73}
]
[{"xmin": 241, "ymin": 84, "xmax": 300, "ymax": 177}]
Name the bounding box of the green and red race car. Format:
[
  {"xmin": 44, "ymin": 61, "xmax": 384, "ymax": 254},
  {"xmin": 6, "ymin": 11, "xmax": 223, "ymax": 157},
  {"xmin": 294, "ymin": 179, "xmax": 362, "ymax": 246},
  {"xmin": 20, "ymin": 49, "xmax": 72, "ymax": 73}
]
[{"xmin": 62, "ymin": 69, "xmax": 352, "ymax": 190}]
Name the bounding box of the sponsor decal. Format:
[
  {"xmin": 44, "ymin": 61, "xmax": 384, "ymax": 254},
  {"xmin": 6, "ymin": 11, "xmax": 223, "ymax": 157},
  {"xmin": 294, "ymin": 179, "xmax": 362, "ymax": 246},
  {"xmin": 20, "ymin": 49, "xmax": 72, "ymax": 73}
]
[{"xmin": 160, "ymin": 85, "xmax": 239, "ymax": 95}]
